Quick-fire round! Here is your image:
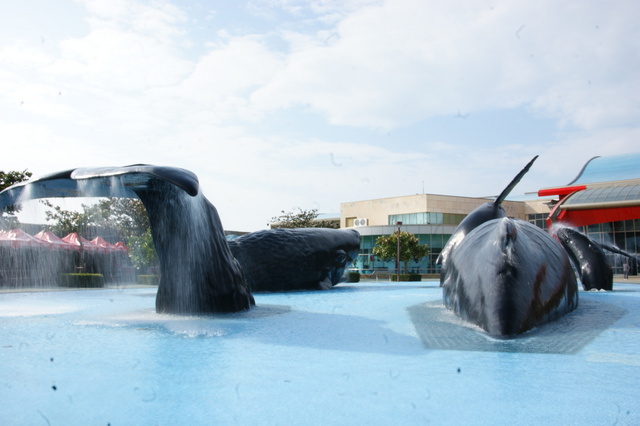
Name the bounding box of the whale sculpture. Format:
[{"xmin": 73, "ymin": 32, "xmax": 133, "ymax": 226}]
[
  {"xmin": 438, "ymin": 155, "xmax": 580, "ymax": 336},
  {"xmin": 437, "ymin": 155, "xmax": 538, "ymax": 278},
  {"xmin": 442, "ymin": 217, "xmax": 578, "ymax": 336},
  {"xmin": 552, "ymin": 225, "xmax": 639, "ymax": 291},
  {"xmin": 0, "ymin": 165, "xmax": 254, "ymax": 314},
  {"xmin": 0, "ymin": 165, "xmax": 361, "ymax": 314},
  {"xmin": 553, "ymin": 226, "xmax": 612, "ymax": 291},
  {"xmin": 228, "ymin": 228, "xmax": 360, "ymax": 292}
]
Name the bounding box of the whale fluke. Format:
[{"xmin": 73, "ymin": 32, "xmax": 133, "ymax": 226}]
[
  {"xmin": 0, "ymin": 165, "xmax": 253, "ymax": 314},
  {"xmin": 552, "ymin": 225, "xmax": 613, "ymax": 291}
]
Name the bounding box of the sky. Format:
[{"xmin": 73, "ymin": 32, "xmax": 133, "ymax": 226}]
[{"xmin": 1, "ymin": 0, "xmax": 639, "ymax": 231}]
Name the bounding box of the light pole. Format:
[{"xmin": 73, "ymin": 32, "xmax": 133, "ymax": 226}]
[{"xmin": 396, "ymin": 221, "xmax": 402, "ymax": 282}]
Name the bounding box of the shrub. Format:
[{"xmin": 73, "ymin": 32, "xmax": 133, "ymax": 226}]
[
  {"xmin": 59, "ymin": 273, "xmax": 104, "ymax": 288},
  {"xmin": 391, "ymin": 273, "xmax": 422, "ymax": 282},
  {"xmin": 347, "ymin": 271, "xmax": 361, "ymax": 283}
]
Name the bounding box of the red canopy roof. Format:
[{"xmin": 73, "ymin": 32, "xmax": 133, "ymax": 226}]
[
  {"xmin": 91, "ymin": 236, "xmax": 128, "ymax": 252},
  {"xmin": 33, "ymin": 230, "xmax": 77, "ymax": 251},
  {"xmin": 0, "ymin": 230, "xmax": 129, "ymax": 253},
  {"xmin": 62, "ymin": 233, "xmax": 109, "ymax": 253},
  {"xmin": 0, "ymin": 229, "xmax": 51, "ymax": 249}
]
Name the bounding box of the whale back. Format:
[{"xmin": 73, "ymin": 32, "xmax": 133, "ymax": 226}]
[
  {"xmin": 229, "ymin": 228, "xmax": 361, "ymax": 292},
  {"xmin": 442, "ymin": 217, "xmax": 578, "ymax": 336}
]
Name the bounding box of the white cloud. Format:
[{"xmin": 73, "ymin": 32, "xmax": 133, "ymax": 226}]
[
  {"xmin": 1, "ymin": 0, "xmax": 639, "ymax": 231},
  {"xmin": 154, "ymin": 34, "xmax": 283, "ymax": 124},
  {"xmin": 252, "ymin": 0, "xmax": 640, "ymax": 130},
  {"xmin": 81, "ymin": 0, "xmax": 188, "ymax": 45}
]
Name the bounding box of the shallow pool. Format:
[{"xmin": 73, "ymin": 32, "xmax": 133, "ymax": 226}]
[{"xmin": 1, "ymin": 281, "xmax": 638, "ymax": 425}]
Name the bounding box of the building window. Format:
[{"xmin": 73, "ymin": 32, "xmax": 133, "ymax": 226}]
[
  {"xmin": 527, "ymin": 213, "xmax": 548, "ymax": 230},
  {"xmin": 388, "ymin": 212, "xmax": 465, "ymax": 226}
]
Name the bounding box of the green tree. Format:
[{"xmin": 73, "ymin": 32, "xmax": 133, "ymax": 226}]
[
  {"xmin": 41, "ymin": 198, "xmax": 157, "ymax": 271},
  {"xmin": 41, "ymin": 200, "xmax": 85, "ymax": 236},
  {"xmin": 81, "ymin": 198, "xmax": 149, "ymax": 242},
  {"xmin": 0, "ymin": 169, "xmax": 33, "ymax": 227},
  {"xmin": 372, "ymin": 231, "xmax": 430, "ymax": 274},
  {"xmin": 270, "ymin": 208, "xmax": 339, "ymax": 229},
  {"xmin": 0, "ymin": 169, "xmax": 32, "ymax": 191}
]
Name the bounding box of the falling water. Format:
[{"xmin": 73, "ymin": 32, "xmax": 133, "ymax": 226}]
[
  {"xmin": 138, "ymin": 179, "xmax": 250, "ymax": 313},
  {"xmin": 0, "ymin": 185, "xmax": 67, "ymax": 289},
  {"xmin": 0, "ymin": 167, "xmax": 251, "ymax": 313},
  {"xmin": 0, "ymin": 178, "xmax": 137, "ymax": 290}
]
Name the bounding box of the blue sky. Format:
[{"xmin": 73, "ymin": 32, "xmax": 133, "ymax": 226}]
[{"xmin": 2, "ymin": 0, "xmax": 639, "ymax": 230}]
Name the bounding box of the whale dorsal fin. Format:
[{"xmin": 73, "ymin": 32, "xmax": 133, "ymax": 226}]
[{"xmin": 494, "ymin": 155, "xmax": 538, "ymax": 205}]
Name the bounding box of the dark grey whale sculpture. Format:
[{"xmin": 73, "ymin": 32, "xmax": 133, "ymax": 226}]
[
  {"xmin": 0, "ymin": 165, "xmax": 364, "ymax": 313},
  {"xmin": 0, "ymin": 165, "xmax": 254, "ymax": 314},
  {"xmin": 551, "ymin": 225, "xmax": 626, "ymax": 291},
  {"xmin": 442, "ymin": 217, "xmax": 578, "ymax": 336},
  {"xmin": 228, "ymin": 228, "xmax": 360, "ymax": 292},
  {"xmin": 437, "ymin": 155, "xmax": 538, "ymax": 276},
  {"xmin": 437, "ymin": 155, "xmax": 579, "ymax": 336}
]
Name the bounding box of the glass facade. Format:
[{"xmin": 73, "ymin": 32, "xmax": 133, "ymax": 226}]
[
  {"xmin": 353, "ymin": 233, "xmax": 450, "ymax": 275},
  {"xmin": 527, "ymin": 213, "xmax": 549, "ymax": 230},
  {"xmin": 580, "ymin": 219, "xmax": 640, "ymax": 274},
  {"xmin": 388, "ymin": 212, "xmax": 466, "ymax": 226},
  {"xmin": 565, "ymin": 184, "xmax": 640, "ymax": 206},
  {"xmin": 569, "ymin": 153, "xmax": 640, "ymax": 185}
]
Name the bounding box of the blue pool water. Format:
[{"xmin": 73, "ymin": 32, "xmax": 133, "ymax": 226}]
[{"xmin": 1, "ymin": 281, "xmax": 639, "ymax": 425}]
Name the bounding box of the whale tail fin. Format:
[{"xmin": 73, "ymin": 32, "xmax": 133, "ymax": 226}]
[{"xmin": 494, "ymin": 155, "xmax": 539, "ymax": 206}]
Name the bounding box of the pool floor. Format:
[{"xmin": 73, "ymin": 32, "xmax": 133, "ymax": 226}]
[{"xmin": 1, "ymin": 281, "xmax": 639, "ymax": 425}]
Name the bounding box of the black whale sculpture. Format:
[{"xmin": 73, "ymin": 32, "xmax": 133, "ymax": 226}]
[
  {"xmin": 553, "ymin": 226, "xmax": 612, "ymax": 291},
  {"xmin": 0, "ymin": 165, "xmax": 363, "ymax": 313},
  {"xmin": 437, "ymin": 156, "xmax": 579, "ymax": 336},
  {"xmin": 552, "ymin": 225, "xmax": 640, "ymax": 291},
  {"xmin": 228, "ymin": 228, "xmax": 360, "ymax": 292},
  {"xmin": 442, "ymin": 217, "xmax": 578, "ymax": 336},
  {"xmin": 437, "ymin": 155, "xmax": 538, "ymax": 278},
  {"xmin": 0, "ymin": 165, "xmax": 254, "ymax": 314}
]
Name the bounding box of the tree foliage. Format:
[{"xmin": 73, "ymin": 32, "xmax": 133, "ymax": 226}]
[
  {"xmin": 0, "ymin": 169, "xmax": 32, "ymax": 192},
  {"xmin": 0, "ymin": 169, "xmax": 33, "ymax": 226},
  {"xmin": 41, "ymin": 198, "xmax": 157, "ymax": 270},
  {"xmin": 372, "ymin": 231, "xmax": 430, "ymax": 273},
  {"xmin": 270, "ymin": 208, "xmax": 339, "ymax": 229}
]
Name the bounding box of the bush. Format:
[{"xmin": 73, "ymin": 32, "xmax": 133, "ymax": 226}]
[
  {"xmin": 138, "ymin": 274, "xmax": 160, "ymax": 285},
  {"xmin": 391, "ymin": 273, "xmax": 422, "ymax": 282},
  {"xmin": 59, "ymin": 273, "xmax": 104, "ymax": 288},
  {"xmin": 346, "ymin": 271, "xmax": 361, "ymax": 283}
]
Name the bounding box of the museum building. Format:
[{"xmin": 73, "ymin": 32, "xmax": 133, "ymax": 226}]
[{"xmin": 340, "ymin": 153, "xmax": 640, "ymax": 276}]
